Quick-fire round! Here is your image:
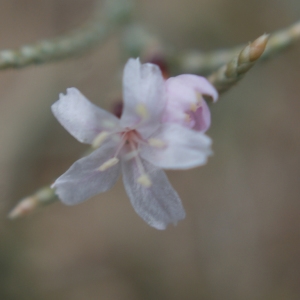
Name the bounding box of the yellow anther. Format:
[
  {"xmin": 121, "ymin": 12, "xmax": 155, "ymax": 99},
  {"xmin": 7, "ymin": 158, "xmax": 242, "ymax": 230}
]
[
  {"xmin": 123, "ymin": 150, "xmax": 139, "ymax": 161},
  {"xmin": 196, "ymin": 92, "xmax": 204, "ymax": 105},
  {"xmin": 98, "ymin": 157, "xmax": 119, "ymax": 171},
  {"xmin": 148, "ymin": 138, "xmax": 166, "ymax": 148},
  {"xmin": 184, "ymin": 113, "xmax": 191, "ymax": 122},
  {"xmin": 190, "ymin": 103, "xmax": 198, "ymax": 112},
  {"xmin": 92, "ymin": 131, "xmax": 109, "ymax": 148},
  {"xmin": 101, "ymin": 120, "xmax": 116, "ymax": 129},
  {"xmin": 190, "ymin": 93, "xmax": 204, "ymax": 112},
  {"xmin": 136, "ymin": 103, "xmax": 149, "ymax": 120},
  {"xmin": 137, "ymin": 174, "xmax": 152, "ymax": 188}
]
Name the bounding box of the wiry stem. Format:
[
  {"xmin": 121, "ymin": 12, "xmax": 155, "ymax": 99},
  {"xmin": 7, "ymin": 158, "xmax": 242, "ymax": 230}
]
[
  {"xmin": 0, "ymin": 0, "xmax": 133, "ymax": 70},
  {"xmin": 207, "ymin": 34, "xmax": 269, "ymax": 94},
  {"xmin": 176, "ymin": 20, "xmax": 300, "ymax": 75},
  {"xmin": 8, "ymin": 144, "xmax": 99, "ymax": 219},
  {"xmin": 262, "ymin": 20, "xmax": 300, "ymax": 59}
]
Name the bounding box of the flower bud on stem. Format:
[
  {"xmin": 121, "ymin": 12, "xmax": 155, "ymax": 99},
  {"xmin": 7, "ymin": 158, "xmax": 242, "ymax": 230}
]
[
  {"xmin": 208, "ymin": 34, "xmax": 269, "ymax": 93},
  {"xmin": 8, "ymin": 186, "xmax": 57, "ymax": 220}
]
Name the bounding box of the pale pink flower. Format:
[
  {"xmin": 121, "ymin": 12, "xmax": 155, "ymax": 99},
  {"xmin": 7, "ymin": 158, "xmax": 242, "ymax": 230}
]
[
  {"xmin": 51, "ymin": 58, "xmax": 214, "ymax": 229},
  {"xmin": 163, "ymin": 75, "xmax": 218, "ymax": 132}
]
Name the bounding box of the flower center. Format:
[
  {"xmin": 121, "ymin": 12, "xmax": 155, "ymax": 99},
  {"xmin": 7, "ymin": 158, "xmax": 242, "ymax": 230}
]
[
  {"xmin": 96, "ymin": 129, "xmax": 152, "ymax": 188},
  {"xmin": 184, "ymin": 92, "xmax": 204, "ymax": 126}
]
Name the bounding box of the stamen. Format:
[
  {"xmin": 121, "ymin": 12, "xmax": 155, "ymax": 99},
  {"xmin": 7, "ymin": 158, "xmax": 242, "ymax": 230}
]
[
  {"xmin": 135, "ymin": 103, "xmax": 149, "ymax": 120},
  {"xmin": 190, "ymin": 103, "xmax": 198, "ymax": 112},
  {"xmin": 98, "ymin": 158, "xmax": 119, "ymax": 171},
  {"xmin": 184, "ymin": 113, "xmax": 191, "ymax": 122},
  {"xmin": 129, "ymin": 140, "xmax": 152, "ymax": 188},
  {"xmin": 92, "ymin": 131, "xmax": 109, "ymax": 148},
  {"xmin": 190, "ymin": 93, "xmax": 204, "ymax": 112},
  {"xmin": 101, "ymin": 119, "xmax": 116, "ymax": 129},
  {"xmin": 123, "ymin": 150, "xmax": 139, "ymax": 161},
  {"xmin": 137, "ymin": 174, "xmax": 152, "ymax": 188},
  {"xmin": 196, "ymin": 92, "xmax": 204, "ymax": 106},
  {"xmin": 148, "ymin": 138, "xmax": 166, "ymax": 148}
]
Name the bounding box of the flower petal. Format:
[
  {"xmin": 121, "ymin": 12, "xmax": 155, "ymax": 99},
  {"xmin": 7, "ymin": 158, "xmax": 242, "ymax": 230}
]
[
  {"xmin": 122, "ymin": 158, "xmax": 185, "ymax": 229},
  {"xmin": 163, "ymin": 99, "xmax": 211, "ymax": 132},
  {"xmin": 52, "ymin": 88, "xmax": 120, "ymax": 144},
  {"xmin": 121, "ymin": 58, "xmax": 165, "ymax": 137},
  {"xmin": 163, "ymin": 75, "xmax": 216, "ymax": 131},
  {"xmin": 141, "ymin": 124, "xmax": 212, "ymax": 169},
  {"xmin": 52, "ymin": 140, "xmax": 120, "ymax": 205},
  {"xmin": 166, "ymin": 74, "xmax": 218, "ymax": 104},
  {"xmin": 188, "ymin": 100, "xmax": 211, "ymax": 132}
]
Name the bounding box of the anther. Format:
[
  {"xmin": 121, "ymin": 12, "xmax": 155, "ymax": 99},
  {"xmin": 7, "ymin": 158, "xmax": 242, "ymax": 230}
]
[
  {"xmin": 190, "ymin": 103, "xmax": 198, "ymax": 112},
  {"xmin": 148, "ymin": 138, "xmax": 166, "ymax": 148},
  {"xmin": 98, "ymin": 157, "xmax": 119, "ymax": 171},
  {"xmin": 135, "ymin": 103, "xmax": 149, "ymax": 120},
  {"xmin": 184, "ymin": 113, "xmax": 191, "ymax": 122},
  {"xmin": 92, "ymin": 131, "xmax": 109, "ymax": 148},
  {"xmin": 101, "ymin": 120, "xmax": 116, "ymax": 129},
  {"xmin": 123, "ymin": 150, "xmax": 139, "ymax": 161},
  {"xmin": 137, "ymin": 174, "xmax": 152, "ymax": 187},
  {"xmin": 197, "ymin": 91, "xmax": 204, "ymax": 102}
]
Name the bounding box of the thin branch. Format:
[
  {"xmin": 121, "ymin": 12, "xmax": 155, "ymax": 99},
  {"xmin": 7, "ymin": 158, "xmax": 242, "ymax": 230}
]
[
  {"xmin": 0, "ymin": 0, "xmax": 133, "ymax": 70},
  {"xmin": 8, "ymin": 143, "xmax": 99, "ymax": 219},
  {"xmin": 175, "ymin": 20, "xmax": 300, "ymax": 75},
  {"xmin": 262, "ymin": 20, "xmax": 300, "ymax": 58},
  {"xmin": 207, "ymin": 34, "xmax": 269, "ymax": 93}
]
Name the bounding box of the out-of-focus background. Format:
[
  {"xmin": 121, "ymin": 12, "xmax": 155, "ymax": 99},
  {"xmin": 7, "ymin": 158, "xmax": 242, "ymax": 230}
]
[{"xmin": 0, "ymin": 0, "xmax": 300, "ymax": 299}]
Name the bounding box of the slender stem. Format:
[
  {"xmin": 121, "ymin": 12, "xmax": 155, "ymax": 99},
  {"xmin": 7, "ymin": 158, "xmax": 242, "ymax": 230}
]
[
  {"xmin": 0, "ymin": 0, "xmax": 133, "ymax": 70},
  {"xmin": 173, "ymin": 20, "xmax": 300, "ymax": 75}
]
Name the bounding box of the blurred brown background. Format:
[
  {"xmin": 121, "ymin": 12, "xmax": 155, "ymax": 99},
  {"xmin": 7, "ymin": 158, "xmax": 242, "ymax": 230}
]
[{"xmin": 0, "ymin": 0, "xmax": 300, "ymax": 299}]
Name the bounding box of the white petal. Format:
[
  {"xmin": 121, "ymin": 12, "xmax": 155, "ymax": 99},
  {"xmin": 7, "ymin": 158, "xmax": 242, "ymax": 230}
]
[
  {"xmin": 52, "ymin": 88, "xmax": 120, "ymax": 144},
  {"xmin": 121, "ymin": 58, "xmax": 165, "ymax": 137},
  {"xmin": 122, "ymin": 158, "xmax": 185, "ymax": 230},
  {"xmin": 53, "ymin": 140, "xmax": 120, "ymax": 205},
  {"xmin": 141, "ymin": 124, "xmax": 212, "ymax": 169},
  {"xmin": 190, "ymin": 100, "xmax": 211, "ymax": 132},
  {"xmin": 166, "ymin": 74, "xmax": 218, "ymax": 104}
]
